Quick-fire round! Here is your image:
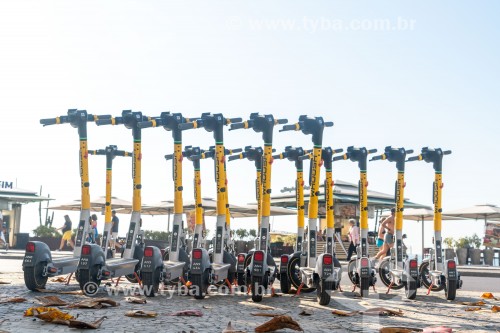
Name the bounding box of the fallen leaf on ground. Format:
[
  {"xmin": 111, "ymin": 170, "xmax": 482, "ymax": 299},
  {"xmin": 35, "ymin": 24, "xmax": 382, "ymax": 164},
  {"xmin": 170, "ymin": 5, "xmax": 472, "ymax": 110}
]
[
  {"xmin": 67, "ymin": 298, "xmax": 119, "ymax": 309},
  {"xmin": 465, "ymin": 307, "xmax": 482, "ymax": 311},
  {"xmin": 0, "ymin": 297, "xmax": 27, "ymax": 304},
  {"xmin": 24, "ymin": 307, "xmax": 58, "ymax": 316},
  {"xmin": 460, "ymin": 301, "xmax": 486, "ymax": 306},
  {"xmin": 222, "ymin": 321, "xmax": 246, "ymax": 333},
  {"xmin": 298, "ymin": 309, "xmax": 312, "ymax": 316},
  {"xmin": 481, "ymin": 292, "xmax": 495, "ymax": 299},
  {"xmin": 50, "ymin": 277, "xmax": 67, "ymax": 283},
  {"xmin": 36, "ymin": 288, "xmax": 83, "ymax": 295},
  {"xmin": 492, "ymin": 305, "xmax": 500, "ymax": 313},
  {"xmin": 250, "ymin": 313, "xmax": 284, "ymax": 317},
  {"xmin": 125, "ymin": 310, "xmax": 157, "ymax": 318},
  {"xmin": 332, "ymin": 307, "xmax": 403, "ymax": 317},
  {"xmin": 255, "ymin": 315, "xmax": 302, "ymax": 332},
  {"xmin": 422, "ymin": 326, "xmax": 452, "ymax": 333},
  {"xmin": 33, "ymin": 308, "xmax": 74, "ymax": 322},
  {"xmin": 68, "ymin": 316, "xmax": 107, "ymax": 329},
  {"xmin": 35, "ymin": 296, "xmax": 68, "ymax": 306},
  {"xmin": 0, "ymin": 281, "xmax": 11, "ymax": 284},
  {"xmin": 332, "ymin": 309, "xmax": 359, "ymax": 317},
  {"xmin": 379, "ymin": 327, "xmax": 423, "ymax": 333},
  {"xmin": 202, "ymin": 305, "xmax": 212, "ymax": 309},
  {"xmin": 271, "ymin": 293, "xmax": 282, "ymax": 297},
  {"xmin": 125, "ymin": 297, "xmax": 146, "ymax": 304},
  {"xmin": 255, "ymin": 305, "xmax": 274, "ymax": 311},
  {"xmin": 166, "ymin": 310, "xmax": 203, "ymax": 317}
]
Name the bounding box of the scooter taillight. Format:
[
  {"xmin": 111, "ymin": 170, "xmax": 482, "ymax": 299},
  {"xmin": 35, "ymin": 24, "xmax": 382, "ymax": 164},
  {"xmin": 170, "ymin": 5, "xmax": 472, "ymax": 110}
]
[
  {"xmin": 409, "ymin": 260, "xmax": 418, "ymax": 269},
  {"xmin": 144, "ymin": 247, "xmax": 154, "ymax": 257},
  {"xmin": 238, "ymin": 254, "xmax": 246, "ymax": 263},
  {"xmin": 323, "ymin": 255, "xmax": 333, "ymax": 265},
  {"xmin": 280, "ymin": 255, "xmax": 289, "ymax": 264},
  {"xmin": 82, "ymin": 245, "xmax": 91, "ymax": 256},
  {"xmin": 254, "ymin": 251, "xmax": 264, "ymax": 262},
  {"xmin": 192, "ymin": 249, "xmax": 202, "ymax": 260},
  {"xmin": 360, "ymin": 258, "xmax": 369, "ymax": 268},
  {"xmin": 447, "ymin": 260, "xmax": 456, "ymax": 269},
  {"xmin": 26, "ymin": 242, "xmax": 35, "ymax": 253}
]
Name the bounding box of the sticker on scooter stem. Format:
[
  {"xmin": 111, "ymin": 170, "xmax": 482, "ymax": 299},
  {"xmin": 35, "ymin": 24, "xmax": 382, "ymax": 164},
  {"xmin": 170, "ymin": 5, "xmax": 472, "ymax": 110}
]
[
  {"xmin": 215, "ymin": 226, "xmax": 223, "ymax": 254},
  {"xmin": 75, "ymin": 220, "xmax": 86, "ymax": 248},
  {"xmin": 193, "ymin": 234, "xmax": 199, "ymax": 248},
  {"xmin": 435, "ymin": 240, "xmax": 442, "ymax": 264},
  {"xmin": 171, "ymin": 225, "xmax": 180, "ymax": 252},
  {"xmin": 260, "ymin": 228, "xmax": 268, "ymax": 252},
  {"xmin": 297, "ymin": 236, "xmax": 303, "ymax": 252},
  {"xmin": 327, "ymin": 237, "xmax": 333, "ymax": 254},
  {"xmin": 396, "ymin": 239, "xmax": 403, "ymax": 262},
  {"xmin": 309, "ymin": 230, "xmax": 316, "ymax": 258},
  {"xmin": 361, "ymin": 238, "xmax": 367, "ymax": 256},
  {"xmin": 126, "ymin": 222, "xmax": 136, "ymax": 249}
]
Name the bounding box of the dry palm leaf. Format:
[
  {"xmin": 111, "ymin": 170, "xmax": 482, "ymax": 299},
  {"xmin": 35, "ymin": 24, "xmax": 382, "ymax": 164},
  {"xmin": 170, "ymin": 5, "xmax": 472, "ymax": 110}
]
[
  {"xmin": 379, "ymin": 328, "xmax": 422, "ymax": 333},
  {"xmin": 68, "ymin": 316, "xmax": 107, "ymax": 329},
  {"xmin": 33, "ymin": 308, "xmax": 74, "ymax": 322},
  {"xmin": 125, "ymin": 297, "xmax": 147, "ymax": 304},
  {"xmin": 25, "ymin": 307, "xmax": 58, "ymax": 316},
  {"xmin": 0, "ymin": 297, "xmax": 26, "ymax": 304},
  {"xmin": 125, "ymin": 310, "xmax": 157, "ymax": 318},
  {"xmin": 465, "ymin": 307, "xmax": 482, "ymax": 311},
  {"xmin": 250, "ymin": 313, "xmax": 284, "ymax": 317},
  {"xmin": 332, "ymin": 307, "xmax": 403, "ymax": 317},
  {"xmin": 166, "ymin": 310, "xmax": 203, "ymax": 317},
  {"xmin": 0, "ymin": 281, "xmax": 11, "ymax": 284},
  {"xmin": 491, "ymin": 305, "xmax": 500, "ymax": 313},
  {"xmin": 480, "ymin": 292, "xmax": 496, "ymax": 299},
  {"xmin": 460, "ymin": 301, "xmax": 486, "ymax": 306},
  {"xmin": 50, "ymin": 277, "xmax": 67, "ymax": 283},
  {"xmin": 331, "ymin": 309, "xmax": 359, "ymax": 317},
  {"xmin": 67, "ymin": 298, "xmax": 118, "ymax": 309},
  {"xmin": 222, "ymin": 321, "xmax": 246, "ymax": 333},
  {"xmin": 35, "ymin": 296, "xmax": 68, "ymax": 306},
  {"xmin": 35, "ymin": 288, "xmax": 83, "ymax": 295},
  {"xmin": 255, "ymin": 315, "xmax": 302, "ymax": 332}
]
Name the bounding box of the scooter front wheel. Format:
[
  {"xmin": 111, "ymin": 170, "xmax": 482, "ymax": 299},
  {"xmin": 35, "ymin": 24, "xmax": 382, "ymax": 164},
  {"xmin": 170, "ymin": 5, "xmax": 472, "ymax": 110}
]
[
  {"xmin": 24, "ymin": 261, "xmax": 48, "ymax": 291},
  {"xmin": 347, "ymin": 259, "xmax": 357, "ymax": 285},
  {"xmin": 445, "ymin": 278, "xmax": 457, "ymax": 300},
  {"xmin": 142, "ymin": 267, "xmax": 161, "ymax": 297},
  {"xmin": 287, "ymin": 256, "xmax": 315, "ymax": 292},
  {"xmin": 418, "ymin": 261, "xmax": 444, "ymax": 291},
  {"xmin": 378, "ymin": 260, "xmax": 404, "ymax": 290}
]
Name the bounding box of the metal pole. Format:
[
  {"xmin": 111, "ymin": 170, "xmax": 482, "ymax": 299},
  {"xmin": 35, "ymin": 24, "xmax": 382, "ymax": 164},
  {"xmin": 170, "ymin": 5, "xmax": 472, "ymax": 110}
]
[{"xmin": 421, "ymin": 215, "xmax": 425, "ymax": 261}]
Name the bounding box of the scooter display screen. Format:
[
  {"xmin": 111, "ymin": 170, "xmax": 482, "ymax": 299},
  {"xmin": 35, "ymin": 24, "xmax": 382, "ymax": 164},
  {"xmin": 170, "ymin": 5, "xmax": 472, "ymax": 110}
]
[
  {"xmin": 215, "ymin": 226, "xmax": 223, "ymax": 254},
  {"xmin": 260, "ymin": 227, "xmax": 268, "ymax": 251},
  {"xmin": 171, "ymin": 225, "xmax": 180, "ymax": 252},
  {"xmin": 309, "ymin": 230, "xmax": 316, "ymax": 258}
]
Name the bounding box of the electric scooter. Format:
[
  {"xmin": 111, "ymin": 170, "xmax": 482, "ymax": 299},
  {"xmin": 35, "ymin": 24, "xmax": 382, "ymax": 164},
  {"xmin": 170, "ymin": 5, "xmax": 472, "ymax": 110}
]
[
  {"xmin": 370, "ymin": 147, "xmax": 419, "ymax": 299},
  {"xmin": 178, "ymin": 113, "xmax": 242, "ymax": 299},
  {"xmin": 334, "ymin": 146, "xmax": 378, "ymax": 297},
  {"xmin": 228, "ymin": 146, "xmax": 268, "ymax": 288},
  {"xmin": 408, "ymin": 148, "xmax": 462, "ymax": 300},
  {"xmin": 23, "ymin": 109, "xmax": 108, "ymax": 291},
  {"xmin": 78, "ymin": 110, "xmax": 149, "ymax": 291},
  {"xmin": 279, "ymin": 116, "xmax": 337, "ymax": 305},
  {"xmin": 272, "ymin": 146, "xmax": 310, "ymax": 294},
  {"xmin": 89, "ymin": 145, "xmax": 132, "ymax": 259},
  {"xmin": 138, "ymin": 112, "xmax": 200, "ymax": 295},
  {"xmin": 230, "ymin": 114, "xmax": 287, "ymax": 302}
]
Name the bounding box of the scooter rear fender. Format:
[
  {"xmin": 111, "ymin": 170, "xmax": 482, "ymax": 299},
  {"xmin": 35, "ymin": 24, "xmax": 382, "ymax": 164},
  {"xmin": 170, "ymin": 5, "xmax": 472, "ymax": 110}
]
[
  {"xmin": 141, "ymin": 246, "xmax": 164, "ymax": 273},
  {"xmin": 23, "ymin": 241, "xmax": 52, "ymax": 269}
]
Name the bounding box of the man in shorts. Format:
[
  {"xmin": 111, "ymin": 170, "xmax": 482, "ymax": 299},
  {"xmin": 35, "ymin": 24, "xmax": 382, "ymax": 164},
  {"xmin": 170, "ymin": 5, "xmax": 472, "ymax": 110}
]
[
  {"xmin": 56, "ymin": 215, "xmax": 74, "ymax": 251},
  {"xmin": 374, "ymin": 208, "xmax": 395, "ymax": 262},
  {"xmin": 110, "ymin": 210, "xmax": 121, "ymax": 253}
]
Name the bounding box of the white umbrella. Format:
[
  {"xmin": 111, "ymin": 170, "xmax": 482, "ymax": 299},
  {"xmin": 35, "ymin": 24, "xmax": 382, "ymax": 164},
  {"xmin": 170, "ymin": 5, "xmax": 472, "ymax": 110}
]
[
  {"xmin": 444, "ymin": 204, "xmax": 500, "ymax": 222},
  {"xmin": 48, "ymin": 196, "xmax": 132, "ymax": 212}
]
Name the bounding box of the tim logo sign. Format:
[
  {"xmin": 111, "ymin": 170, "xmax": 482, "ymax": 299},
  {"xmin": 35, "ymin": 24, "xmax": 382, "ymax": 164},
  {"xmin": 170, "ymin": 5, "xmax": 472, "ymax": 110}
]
[{"xmin": 0, "ymin": 181, "xmax": 13, "ymax": 189}]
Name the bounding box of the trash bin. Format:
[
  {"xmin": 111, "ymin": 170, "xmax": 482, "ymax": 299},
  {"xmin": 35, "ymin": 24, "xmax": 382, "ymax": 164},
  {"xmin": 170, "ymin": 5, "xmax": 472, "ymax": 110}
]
[{"xmin": 15, "ymin": 233, "xmax": 30, "ymax": 250}]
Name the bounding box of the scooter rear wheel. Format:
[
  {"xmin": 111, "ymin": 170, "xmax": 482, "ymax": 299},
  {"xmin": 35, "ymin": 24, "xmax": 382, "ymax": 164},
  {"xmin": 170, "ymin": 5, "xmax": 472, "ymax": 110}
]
[
  {"xmin": 419, "ymin": 261, "xmax": 445, "ymax": 292},
  {"xmin": 378, "ymin": 260, "xmax": 404, "ymax": 290},
  {"xmin": 287, "ymin": 256, "xmax": 315, "ymax": 293},
  {"xmin": 404, "ymin": 280, "xmax": 417, "ymax": 299},
  {"xmin": 191, "ymin": 269, "xmax": 209, "ymax": 300},
  {"xmin": 280, "ymin": 273, "xmax": 290, "ymax": 294},
  {"xmin": 142, "ymin": 267, "xmax": 161, "ymax": 297},
  {"xmin": 360, "ymin": 277, "xmax": 370, "ymax": 297},
  {"xmin": 251, "ymin": 276, "xmax": 264, "ymax": 302},
  {"xmin": 347, "ymin": 259, "xmax": 357, "ymax": 285},
  {"xmin": 78, "ymin": 265, "xmax": 102, "ymax": 292},
  {"xmin": 24, "ymin": 261, "xmax": 48, "ymax": 291},
  {"xmin": 316, "ymin": 279, "xmax": 331, "ymax": 305},
  {"xmin": 445, "ymin": 278, "xmax": 457, "ymax": 300}
]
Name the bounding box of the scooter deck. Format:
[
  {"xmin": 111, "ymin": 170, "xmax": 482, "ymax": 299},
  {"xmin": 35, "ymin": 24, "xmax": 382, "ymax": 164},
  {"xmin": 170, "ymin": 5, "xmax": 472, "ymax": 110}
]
[
  {"xmin": 103, "ymin": 258, "xmax": 139, "ymax": 277},
  {"xmin": 211, "ymin": 263, "xmax": 231, "ymax": 281},
  {"xmin": 163, "ymin": 260, "xmax": 185, "ymax": 281},
  {"xmin": 50, "ymin": 257, "xmax": 80, "ymax": 275}
]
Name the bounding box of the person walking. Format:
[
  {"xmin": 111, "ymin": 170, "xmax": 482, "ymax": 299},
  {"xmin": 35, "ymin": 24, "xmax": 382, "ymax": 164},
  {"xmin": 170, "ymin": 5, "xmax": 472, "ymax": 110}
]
[
  {"xmin": 110, "ymin": 210, "xmax": 121, "ymax": 252},
  {"xmin": 346, "ymin": 219, "xmax": 360, "ymax": 261},
  {"xmin": 374, "ymin": 208, "xmax": 396, "ymax": 263},
  {"xmin": 87, "ymin": 214, "xmax": 99, "ymax": 244},
  {"xmin": 56, "ymin": 215, "xmax": 74, "ymax": 251}
]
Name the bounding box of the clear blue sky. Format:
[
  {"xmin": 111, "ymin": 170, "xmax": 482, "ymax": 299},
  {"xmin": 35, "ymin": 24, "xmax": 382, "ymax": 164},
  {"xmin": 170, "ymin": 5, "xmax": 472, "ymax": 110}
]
[{"xmin": 0, "ymin": 1, "xmax": 498, "ymax": 254}]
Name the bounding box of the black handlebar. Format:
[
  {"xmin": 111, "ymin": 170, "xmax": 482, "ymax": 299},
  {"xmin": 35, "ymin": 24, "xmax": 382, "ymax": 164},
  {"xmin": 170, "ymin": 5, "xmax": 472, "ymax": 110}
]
[
  {"xmin": 406, "ymin": 149, "xmax": 414, "ymax": 154},
  {"xmin": 368, "ymin": 149, "xmax": 378, "ymax": 154},
  {"xmin": 407, "ymin": 155, "xmax": 421, "ymax": 162},
  {"xmin": 228, "ymin": 154, "xmax": 244, "ymax": 161},
  {"xmin": 443, "ymin": 150, "xmax": 452, "ymax": 155},
  {"xmin": 324, "ymin": 121, "xmax": 334, "ymax": 127},
  {"xmin": 178, "ymin": 122, "xmax": 196, "ymax": 130},
  {"xmin": 229, "ymin": 122, "xmax": 246, "ymax": 131},
  {"xmin": 227, "ymin": 117, "xmax": 243, "ymax": 124},
  {"xmin": 279, "ymin": 124, "xmax": 298, "ymax": 132},
  {"xmin": 96, "ymin": 118, "xmax": 113, "ymax": 126},
  {"xmin": 333, "ymin": 148, "xmax": 343, "ymax": 154},
  {"xmin": 275, "ymin": 118, "xmax": 288, "ymax": 125},
  {"xmin": 298, "ymin": 154, "xmax": 312, "ymax": 161},
  {"xmin": 333, "ymin": 155, "xmax": 347, "ymax": 162},
  {"xmin": 40, "ymin": 117, "xmax": 64, "ymax": 126},
  {"xmin": 370, "ymin": 155, "xmax": 384, "ymax": 161},
  {"xmin": 137, "ymin": 120, "xmax": 156, "ymax": 129}
]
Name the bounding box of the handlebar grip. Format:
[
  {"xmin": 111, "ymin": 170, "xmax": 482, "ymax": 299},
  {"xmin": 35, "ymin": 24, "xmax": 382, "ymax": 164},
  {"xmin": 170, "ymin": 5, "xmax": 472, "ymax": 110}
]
[
  {"xmin": 116, "ymin": 150, "xmax": 132, "ymax": 157},
  {"xmin": 406, "ymin": 149, "xmax": 414, "ymax": 155},
  {"xmin": 229, "ymin": 122, "xmax": 246, "ymax": 131},
  {"xmin": 91, "ymin": 114, "xmax": 112, "ymax": 122},
  {"xmin": 178, "ymin": 122, "xmax": 196, "ymax": 130},
  {"xmin": 324, "ymin": 121, "xmax": 334, "ymax": 127},
  {"xmin": 40, "ymin": 118, "xmax": 59, "ymax": 126},
  {"xmin": 333, "ymin": 148, "xmax": 343, "ymax": 154},
  {"xmin": 368, "ymin": 149, "xmax": 378, "ymax": 154},
  {"xmin": 370, "ymin": 155, "xmax": 384, "ymax": 161},
  {"xmin": 137, "ymin": 120, "xmax": 156, "ymax": 129},
  {"xmin": 272, "ymin": 153, "xmax": 283, "ymax": 159},
  {"xmin": 228, "ymin": 148, "xmax": 243, "ymax": 154},
  {"xmin": 227, "ymin": 154, "xmax": 242, "ymax": 161},
  {"xmin": 164, "ymin": 154, "xmax": 174, "ymax": 160},
  {"xmin": 95, "ymin": 118, "xmax": 113, "ymax": 126},
  {"xmin": 298, "ymin": 154, "xmax": 312, "ymax": 161},
  {"xmin": 333, "ymin": 155, "xmax": 347, "ymax": 162},
  {"xmin": 407, "ymin": 155, "xmax": 421, "ymax": 162},
  {"xmin": 443, "ymin": 150, "xmax": 452, "ymax": 155},
  {"xmin": 227, "ymin": 117, "xmax": 243, "ymax": 124},
  {"xmin": 275, "ymin": 118, "xmax": 288, "ymax": 125},
  {"xmin": 279, "ymin": 124, "xmax": 298, "ymax": 132}
]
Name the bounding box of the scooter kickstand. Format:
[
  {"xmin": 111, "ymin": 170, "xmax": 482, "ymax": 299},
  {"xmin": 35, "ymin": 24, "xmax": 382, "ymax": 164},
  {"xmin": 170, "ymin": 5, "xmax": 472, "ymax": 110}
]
[
  {"xmin": 427, "ymin": 283, "xmax": 433, "ymax": 295},
  {"xmin": 351, "ymin": 284, "xmax": 357, "ymax": 293},
  {"xmin": 386, "ymin": 282, "xmax": 393, "ymax": 294},
  {"xmin": 65, "ymin": 273, "xmax": 73, "ymax": 285},
  {"xmin": 134, "ymin": 272, "xmax": 143, "ymax": 287},
  {"xmin": 115, "ymin": 276, "xmax": 122, "ymax": 287},
  {"xmin": 338, "ymin": 284, "xmax": 343, "ymax": 292},
  {"xmin": 294, "ymin": 282, "xmax": 305, "ymax": 296}
]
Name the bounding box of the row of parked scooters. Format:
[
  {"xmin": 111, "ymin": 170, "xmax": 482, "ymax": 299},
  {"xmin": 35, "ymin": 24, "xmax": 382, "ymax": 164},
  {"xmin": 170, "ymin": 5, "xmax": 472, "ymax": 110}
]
[{"xmin": 22, "ymin": 110, "xmax": 462, "ymax": 306}]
